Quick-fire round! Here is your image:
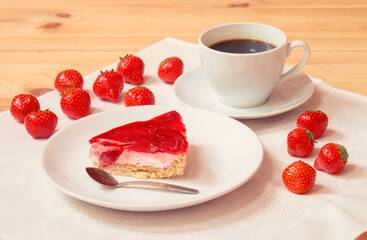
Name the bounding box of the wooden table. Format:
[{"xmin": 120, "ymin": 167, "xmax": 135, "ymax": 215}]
[
  {"xmin": 1, "ymin": 0, "xmax": 366, "ymax": 238},
  {"xmin": 2, "ymin": 0, "xmax": 367, "ymax": 113}
]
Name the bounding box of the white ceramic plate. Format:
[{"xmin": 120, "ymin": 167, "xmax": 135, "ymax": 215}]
[
  {"xmin": 173, "ymin": 66, "xmax": 314, "ymax": 119},
  {"xmin": 42, "ymin": 106, "xmax": 263, "ymax": 211}
]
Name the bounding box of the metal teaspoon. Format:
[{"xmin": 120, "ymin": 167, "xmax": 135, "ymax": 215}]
[{"xmin": 86, "ymin": 167, "xmax": 199, "ymax": 194}]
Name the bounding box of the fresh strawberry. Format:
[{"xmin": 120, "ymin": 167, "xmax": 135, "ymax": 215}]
[
  {"xmin": 287, "ymin": 128, "xmax": 315, "ymax": 157},
  {"xmin": 124, "ymin": 86, "xmax": 155, "ymax": 107},
  {"xmin": 60, "ymin": 88, "xmax": 91, "ymax": 119},
  {"xmin": 282, "ymin": 160, "xmax": 316, "ymax": 194},
  {"xmin": 116, "ymin": 54, "xmax": 145, "ymax": 85},
  {"xmin": 55, "ymin": 69, "xmax": 84, "ymax": 94},
  {"xmin": 157, "ymin": 56, "xmax": 184, "ymax": 84},
  {"xmin": 10, "ymin": 94, "xmax": 41, "ymax": 122},
  {"xmin": 314, "ymin": 143, "xmax": 349, "ymax": 174},
  {"xmin": 93, "ymin": 70, "xmax": 124, "ymax": 101},
  {"xmin": 296, "ymin": 110, "xmax": 328, "ymax": 139},
  {"xmin": 24, "ymin": 110, "xmax": 58, "ymax": 139}
]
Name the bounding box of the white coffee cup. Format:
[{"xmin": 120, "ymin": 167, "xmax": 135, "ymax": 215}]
[{"xmin": 199, "ymin": 23, "xmax": 310, "ymax": 108}]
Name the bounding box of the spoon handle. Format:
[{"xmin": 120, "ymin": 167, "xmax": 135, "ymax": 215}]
[{"xmin": 117, "ymin": 181, "xmax": 199, "ymax": 194}]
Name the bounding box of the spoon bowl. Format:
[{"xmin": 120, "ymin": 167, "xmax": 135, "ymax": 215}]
[{"xmin": 86, "ymin": 167, "xmax": 199, "ymax": 194}]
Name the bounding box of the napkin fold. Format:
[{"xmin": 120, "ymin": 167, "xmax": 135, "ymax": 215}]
[{"xmin": 1, "ymin": 38, "xmax": 366, "ymax": 240}]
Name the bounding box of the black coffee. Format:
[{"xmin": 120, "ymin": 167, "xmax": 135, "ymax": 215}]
[{"xmin": 209, "ymin": 39, "xmax": 276, "ymax": 54}]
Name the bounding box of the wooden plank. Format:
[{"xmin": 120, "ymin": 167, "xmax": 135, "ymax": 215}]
[{"xmin": 1, "ymin": 0, "xmax": 367, "ymax": 113}]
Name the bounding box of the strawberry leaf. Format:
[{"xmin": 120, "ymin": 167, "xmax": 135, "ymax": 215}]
[
  {"xmin": 159, "ymin": 57, "xmax": 171, "ymax": 66},
  {"xmin": 61, "ymin": 86, "xmax": 73, "ymax": 96},
  {"xmin": 337, "ymin": 144, "xmax": 349, "ymax": 163},
  {"xmin": 120, "ymin": 54, "xmax": 133, "ymax": 61},
  {"xmin": 304, "ymin": 128, "xmax": 317, "ymax": 143}
]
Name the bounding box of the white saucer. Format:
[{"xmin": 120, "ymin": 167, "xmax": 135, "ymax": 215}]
[{"xmin": 173, "ymin": 66, "xmax": 314, "ymax": 119}]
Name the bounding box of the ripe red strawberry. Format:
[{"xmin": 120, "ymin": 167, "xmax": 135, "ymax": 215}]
[
  {"xmin": 10, "ymin": 94, "xmax": 40, "ymax": 122},
  {"xmin": 297, "ymin": 110, "xmax": 328, "ymax": 139},
  {"xmin": 116, "ymin": 54, "xmax": 144, "ymax": 85},
  {"xmin": 314, "ymin": 143, "xmax": 349, "ymax": 174},
  {"xmin": 93, "ymin": 70, "xmax": 124, "ymax": 101},
  {"xmin": 287, "ymin": 128, "xmax": 315, "ymax": 157},
  {"xmin": 124, "ymin": 86, "xmax": 155, "ymax": 107},
  {"xmin": 157, "ymin": 56, "xmax": 184, "ymax": 84},
  {"xmin": 24, "ymin": 110, "xmax": 58, "ymax": 139},
  {"xmin": 60, "ymin": 88, "xmax": 91, "ymax": 119},
  {"xmin": 55, "ymin": 69, "xmax": 84, "ymax": 94},
  {"xmin": 282, "ymin": 160, "xmax": 316, "ymax": 194}
]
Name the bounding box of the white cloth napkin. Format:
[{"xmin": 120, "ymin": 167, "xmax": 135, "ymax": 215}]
[{"xmin": 1, "ymin": 38, "xmax": 366, "ymax": 240}]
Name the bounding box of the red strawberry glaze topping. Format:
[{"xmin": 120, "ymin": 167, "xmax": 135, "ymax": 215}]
[{"xmin": 89, "ymin": 111, "xmax": 188, "ymax": 167}]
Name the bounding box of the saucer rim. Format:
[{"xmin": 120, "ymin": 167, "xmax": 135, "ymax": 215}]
[{"xmin": 173, "ymin": 66, "xmax": 314, "ymax": 119}]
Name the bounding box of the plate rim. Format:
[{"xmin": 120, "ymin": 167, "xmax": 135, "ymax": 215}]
[
  {"xmin": 173, "ymin": 67, "xmax": 314, "ymax": 119},
  {"xmin": 41, "ymin": 106, "xmax": 263, "ymax": 211}
]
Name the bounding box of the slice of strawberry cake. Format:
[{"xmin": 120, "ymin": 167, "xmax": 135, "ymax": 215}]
[{"xmin": 88, "ymin": 110, "xmax": 188, "ymax": 179}]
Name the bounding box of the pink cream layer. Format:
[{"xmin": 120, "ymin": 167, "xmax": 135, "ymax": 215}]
[{"xmin": 89, "ymin": 143, "xmax": 185, "ymax": 168}]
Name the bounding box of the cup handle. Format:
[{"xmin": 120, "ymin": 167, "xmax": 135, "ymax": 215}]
[{"xmin": 277, "ymin": 40, "xmax": 311, "ymax": 86}]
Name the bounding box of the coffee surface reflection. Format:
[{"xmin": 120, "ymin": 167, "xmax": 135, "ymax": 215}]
[{"xmin": 209, "ymin": 39, "xmax": 276, "ymax": 54}]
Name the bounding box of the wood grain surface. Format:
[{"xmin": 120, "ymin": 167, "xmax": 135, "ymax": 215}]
[
  {"xmin": 1, "ymin": 0, "xmax": 367, "ymax": 238},
  {"xmin": 1, "ymin": 0, "xmax": 367, "ymax": 113}
]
